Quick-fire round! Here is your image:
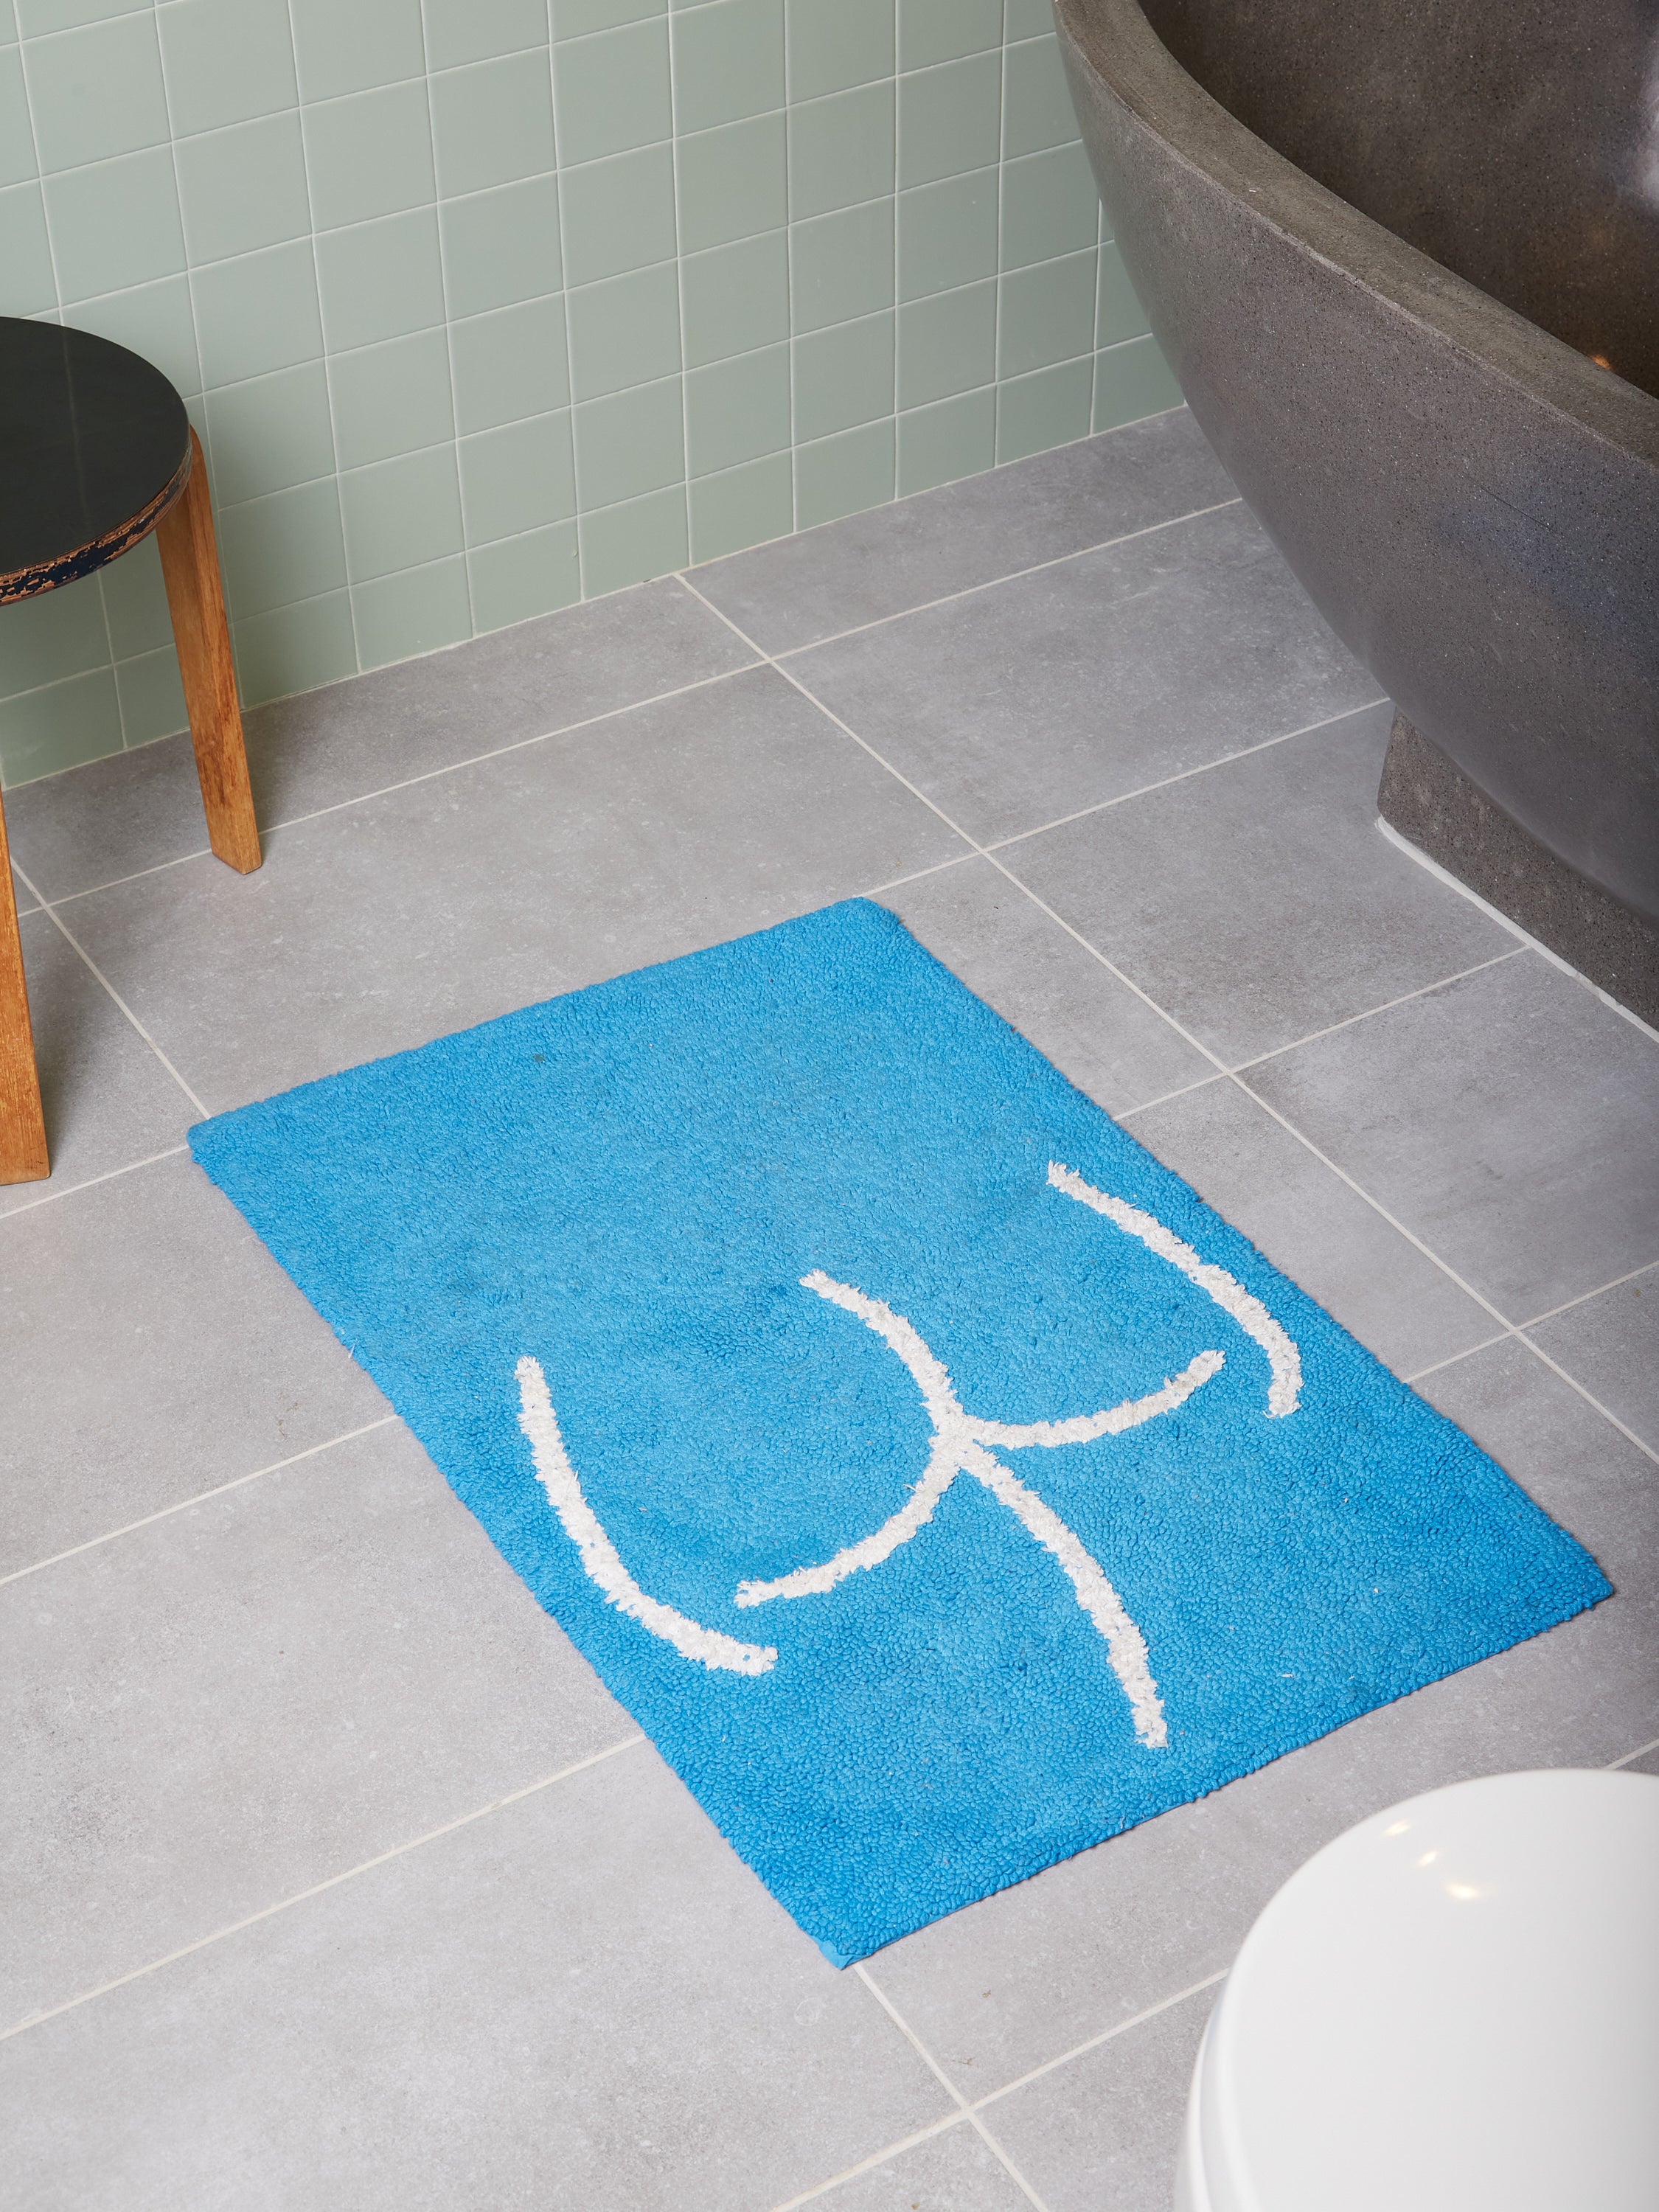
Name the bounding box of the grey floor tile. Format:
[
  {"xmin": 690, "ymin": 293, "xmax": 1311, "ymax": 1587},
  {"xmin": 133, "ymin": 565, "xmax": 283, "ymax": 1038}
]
[
  {"xmin": 984, "ymin": 1986, "xmax": 1211, "ymax": 2212},
  {"xmin": 1125, "ymin": 1077, "xmax": 1496, "ymax": 1379},
  {"xmin": 0, "ymin": 1748, "xmax": 953, "ymax": 2212},
  {"xmin": 877, "ymin": 858, "xmax": 1213, "ymax": 1116},
  {"xmin": 1006, "ymin": 705, "xmax": 1514, "ymax": 1064},
  {"xmin": 1526, "ymin": 1266, "xmax": 1659, "ymax": 1454},
  {"xmin": 860, "ymin": 1340, "xmax": 1655, "ymax": 2092},
  {"xmin": 1, "ymin": 911, "xmax": 195, "ymax": 1220},
  {"xmin": 689, "ymin": 410, "xmax": 1234, "ymax": 656},
  {"xmin": 1244, "ymin": 954, "xmax": 1659, "ymax": 1321},
  {"xmin": 9, "ymin": 863, "xmax": 41, "ymax": 917},
  {"xmin": 3, "ymin": 582, "xmax": 757, "ymax": 902},
  {"xmin": 783, "ymin": 503, "xmax": 1380, "ymax": 847},
  {"xmin": 63, "ymin": 667, "xmax": 967, "ymax": 1114},
  {"xmin": 0, "ymin": 1152, "xmax": 389, "ymax": 1576},
  {"xmin": 804, "ymin": 2121, "xmax": 1032, "ymax": 2211},
  {"xmin": 1, "ymin": 1421, "xmax": 632, "ymax": 2030}
]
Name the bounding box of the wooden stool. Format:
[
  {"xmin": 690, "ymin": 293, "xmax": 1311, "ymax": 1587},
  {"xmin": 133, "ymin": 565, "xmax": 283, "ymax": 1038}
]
[{"xmin": 1, "ymin": 318, "xmax": 260, "ymax": 1186}]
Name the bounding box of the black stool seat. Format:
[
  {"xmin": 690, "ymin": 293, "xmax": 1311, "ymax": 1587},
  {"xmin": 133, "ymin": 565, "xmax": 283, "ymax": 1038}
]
[{"xmin": 0, "ymin": 319, "xmax": 192, "ymax": 602}]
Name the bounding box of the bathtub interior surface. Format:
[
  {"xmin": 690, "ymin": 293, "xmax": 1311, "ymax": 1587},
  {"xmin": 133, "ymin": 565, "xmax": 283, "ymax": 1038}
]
[{"xmin": 1136, "ymin": 0, "xmax": 1659, "ymax": 400}]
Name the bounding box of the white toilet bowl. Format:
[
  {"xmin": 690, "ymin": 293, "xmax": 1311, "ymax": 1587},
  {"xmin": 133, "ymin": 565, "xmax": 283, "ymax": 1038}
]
[{"xmin": 1175, "ymin": 1767, "xmax": 1659, "ymax": 2212}]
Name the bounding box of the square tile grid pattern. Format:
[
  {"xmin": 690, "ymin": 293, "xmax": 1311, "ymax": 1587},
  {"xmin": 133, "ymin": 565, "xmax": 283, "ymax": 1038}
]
[
  {"xmin": 3, "ymin": 407, "xmax": 1656, "ymax": 2212},
  {"xmin": 0, "ymin": 0, "xmax": 1178, "ymax": 787}
]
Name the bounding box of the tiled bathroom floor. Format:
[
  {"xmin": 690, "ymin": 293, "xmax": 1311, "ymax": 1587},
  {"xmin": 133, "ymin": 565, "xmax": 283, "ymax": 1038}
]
[{"xmin": 3, "ymin": 407, "xmax": 1656, "ymax": 2211}]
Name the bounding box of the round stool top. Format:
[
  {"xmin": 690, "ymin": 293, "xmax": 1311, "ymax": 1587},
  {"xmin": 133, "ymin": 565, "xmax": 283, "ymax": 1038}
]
[
  {"xmin": 1196, "ymin": 1769, "xmax": 1659, "ymax": 2212},
  {"xmin": 0, "ymin": 318, "xmax": 190, "ymax": 604}
]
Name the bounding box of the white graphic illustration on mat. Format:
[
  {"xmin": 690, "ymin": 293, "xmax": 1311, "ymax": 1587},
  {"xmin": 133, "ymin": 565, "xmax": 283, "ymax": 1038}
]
[{"xmin": 516, "ymin": 1162, "xmax": 1301, "ymax": 1743}]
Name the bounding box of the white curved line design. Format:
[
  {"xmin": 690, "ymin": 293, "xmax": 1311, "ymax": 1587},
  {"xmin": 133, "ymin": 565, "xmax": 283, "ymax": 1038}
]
[
  {"xmin": 732, "ymin": 1273, "xmax": 1209, "ymax": 1748},
  {"xmin": 516, "ymin": 1355, "xmax": 777, "ymax": 1676},
  {"xmin": 1047, "ymin": 1162, "xmax": 1302, "ymax": 1417}
]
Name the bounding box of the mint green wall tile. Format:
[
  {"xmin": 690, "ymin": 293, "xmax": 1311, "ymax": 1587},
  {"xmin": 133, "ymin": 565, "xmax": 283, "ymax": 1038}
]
[
  {"xmin": 687, "ymin": 450, "xmax": 790, "ymax": 561},
  {"xmin": 27, "ymin": 12, "xmax": 167, "ymax": 172},
  {"xmin": 793, "ymin": 308, "xmax": 891, "ymax": 440},
  {"xmin": 671, "ymin": 0, "xmax": 782, "ymax": 134},
  {"xmin": 174, "ymin": 111, "xmax": 310, "ymax": 265},
  {"xmin": 0, "ymin": 46, "xmax": 35, "ymax": 187},
  {"xmin": 686, "ymin": 342, "xmax": 788, "ymax": 477},
  {"xmin": 1005, "ymin": 0, "xmax": 1057, "ymax": 33},
  {"xmin": 352, "ymin": 556, "xmax": 471, "ymax": 667},
  {"xmin": 552, "ymin": 0, "xmax": 664, "ymax": 38},
  {"xmin": 560, "ymin": 142, "xmax": 675, "ymax": 285},
  {"xmin": 787, "ymin": 80, "xmax": 893, "ymax": 220},
  {"xmin": 430, "ymin": 50, "xmax": 556, "ymax": 198},
  {"xmin": 114, "ymin": 644, "xmax": 187, "ymax": 746},
  {"xmin": 793, "ymin": 415, "xmax": 891, "ymax": 528},
  {"xmin": 339, "ymin": 445, "xmax": 464, "ymax": 580},
  {"xmin": 681, "ymin": 228, "xmax": 786, "ymax": 366},
  {"xmin": 1003, "ymin": 32, "xmax": 1078, "ymax": 158},
  {"xmin": 0, "ymin": 181, "xmax": 55, "ymax": 311},
  {"xmin": 578, "ymin": 483, "xmax": 687, "ymax": 595},
  {"xmin": 219, "ymin": 476, "xmax": 349, "ymax": 613},
  {"xmin": 330, "ymin": 329, "xmax": 456, "ymax": 470},
  {"xmin": 303, "ymin": 82, "xmax": 436, "ymax": 231},
  {"xmin": 288, "ymin": 0, "xmax": 422, "ymax": 103},
  {"xmin": 0, "ymin": 669, "xmax": 122, "ymax": 785},
  {"xmin": 553, "ymin": 18, "xmax": 669, "ymax": 166},
  {"xmin": 995, "ymin": 352, "xmax": 1091, "ymax": 463},
  {"xmin": 425, "ymin": 0, "xmax": 547, "ymax": 70},
  {"xmin": 785, "ymin": 0, "xmax": 891, "ymax": 102},
  {"xmin": 790, "ymin": 196, "xmax": 892, "ymax": 333},
  {"xmin": 572, "ymin": 374, "xmax": 683, "ymax": 507},
  {"xmin": 439, "ymin": 175, "xmax": 561, "ymax": 315},
  {"xmin": 459, "ymin": 408, "xmax": 575, "ymax": 540},
  {"xmin": 18, "ymin": 0, "xmax": 147, "ymax": 31},
  {"xmin": 897, "ymin": 52, "xmax": 999, "ymax": 189},
  {"xmin": 1001, "ymin": 142, "xmax": 1099, "ymax": 271},
  {"xmin": 315, "ymin": 208, "xmax": 443, "ymax": 352},
  {"xmin": 1093, "ymin": 332, "xmax": 1180, "ymax": 431},
  {"xmin": 897, "ymin": 166, "xmax": 995, "ymax": 299},
  {"xmin": 567, "ymin": 260, "xmax": 680, "ymax": 402},
  {"xmin": 897, "ymin": 383, "xmax": 994, "ymax": 493},
  {"xmin": 232, "ymin": 588, "xmax": 357, "ymax": 705},
  {"xmin": 67, "ymin": 275, "xmax": 202, "ymax": 394},
  {"xmin": 998, "ymin": 247, "xmax": 1095, "ymax": 377},
  {"xmin": 97, "ymin": 534, "xmax": 173, "ymax": 658},
  {"xmin": 451, "ymin": 294, "xmax": 568, "ymax": 432},
  {"xmin": 897, "ymin": 0, "xmax": 1000, "ymax": 71},
  {"xmin": 192, "ymin": 236, "xmax": 321, "ymax": 383},
  {"xmin": 468, "ymin": 521, "xmax": 580, "ymax": 630},
  {"xmin": 675, "ymin": 111, "xmax": 784, "ymax": 251},
  {"xmin": 1094, "ymin": 236, "xmax": 1151, "ymax": 346},
  {"xmin": 157, "ymin": 0, "xmax": 297, "ymax": 134},
  {"xmin": 45, "ymin": 147, "xmax": 184, "ymax": 302},
  {"xmin": 0, "ymin": 570, "xmax": 108, "ymax": 693},
  {"xmin": 897, "ymin": 276, "xmax": 993, "ymax": 409},
  {"xmin": 204, "ymin": 360, "xmax": 335, "ymax": 502}
]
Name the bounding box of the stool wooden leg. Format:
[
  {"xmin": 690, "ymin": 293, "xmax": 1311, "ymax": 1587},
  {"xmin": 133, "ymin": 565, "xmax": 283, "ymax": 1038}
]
[
  {"xmin": 156, "ymin": 428, "xmax": 262, "ymax": 876},
  {"xmin": 0, "ymin": 787, "xmax": 49, "ymax": 1185}
]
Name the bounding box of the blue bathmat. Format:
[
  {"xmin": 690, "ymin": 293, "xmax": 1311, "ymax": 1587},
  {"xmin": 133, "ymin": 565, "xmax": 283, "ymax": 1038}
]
[{"xmin": 189, "ymin": 900, "xmax": 1607, "ymax": 1964}]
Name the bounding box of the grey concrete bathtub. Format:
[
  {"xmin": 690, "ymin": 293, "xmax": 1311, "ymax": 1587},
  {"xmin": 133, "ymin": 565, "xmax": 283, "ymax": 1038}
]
[{"xmin": 1056, "ymin": 0, "xmax": 1659, "ymax": 1021}]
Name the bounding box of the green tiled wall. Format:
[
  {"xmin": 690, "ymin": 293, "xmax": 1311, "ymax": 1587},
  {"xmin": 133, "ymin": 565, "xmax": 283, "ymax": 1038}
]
[{"xmin": 0, "ymin": 0, "xmax": 1177, "ymax": 787}]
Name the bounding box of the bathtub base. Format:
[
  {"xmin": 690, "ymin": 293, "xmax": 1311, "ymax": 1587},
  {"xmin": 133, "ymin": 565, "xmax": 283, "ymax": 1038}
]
[{"xmin": 1378, "ymin": 716, "xmax": 1659, "ymax": 1027}]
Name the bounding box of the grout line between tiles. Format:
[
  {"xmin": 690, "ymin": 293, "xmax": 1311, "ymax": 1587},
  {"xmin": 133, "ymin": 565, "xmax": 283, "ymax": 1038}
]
[
  {"xmin": 0, "ymin": 1141, "xmax": 188, "ymax": 1224},
  {"xmin": 1607, "ymin": 1735, "xmax": 1659, "ymax": 1771},
  {"xmin": 980, "ymin": 695, "xmax": 1391, "ymax": 855},
  {"xmin": 0, "ymin": 1732, "xmax": 647, "ymax": 2047},
  {"xmin": 757, "ymin": 495, "xmax": 1245, "ymax": 664},
  {"xmin": 0, "ymin": 1416, "xmax": 400, "ymax": 1593},
  {"xmin": 1225, "ymin": 949, "xmax": 1526, "ymax": 1074},
  {"xmin": 1517, "ymin": 1260, "xmax": 1658, "ymax": 1331},
  {"xmin": 765, "ymin": 2113, "xmax": 970, "ymax": 2211},
  {"xmin": 8, "ymin": 858, "xmax": 209, "ymax": 1115},
  {"xmin": 853, "ymin": 1964, "xmax": 1054, "ymax": 2212},
  {"xmin": 973, "ymin": 1966, "xmax": 1227, "ymax": 2114},
  {"xmin": 1113, "ymin": 1073, "xmax": 1228, "ymax": 1122}
]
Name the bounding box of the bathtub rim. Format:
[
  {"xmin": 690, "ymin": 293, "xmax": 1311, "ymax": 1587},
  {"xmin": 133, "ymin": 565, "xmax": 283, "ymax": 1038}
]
[{"xmin": 1054, "ymin": 0, "xmax": 1659, "ymax": 470}]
